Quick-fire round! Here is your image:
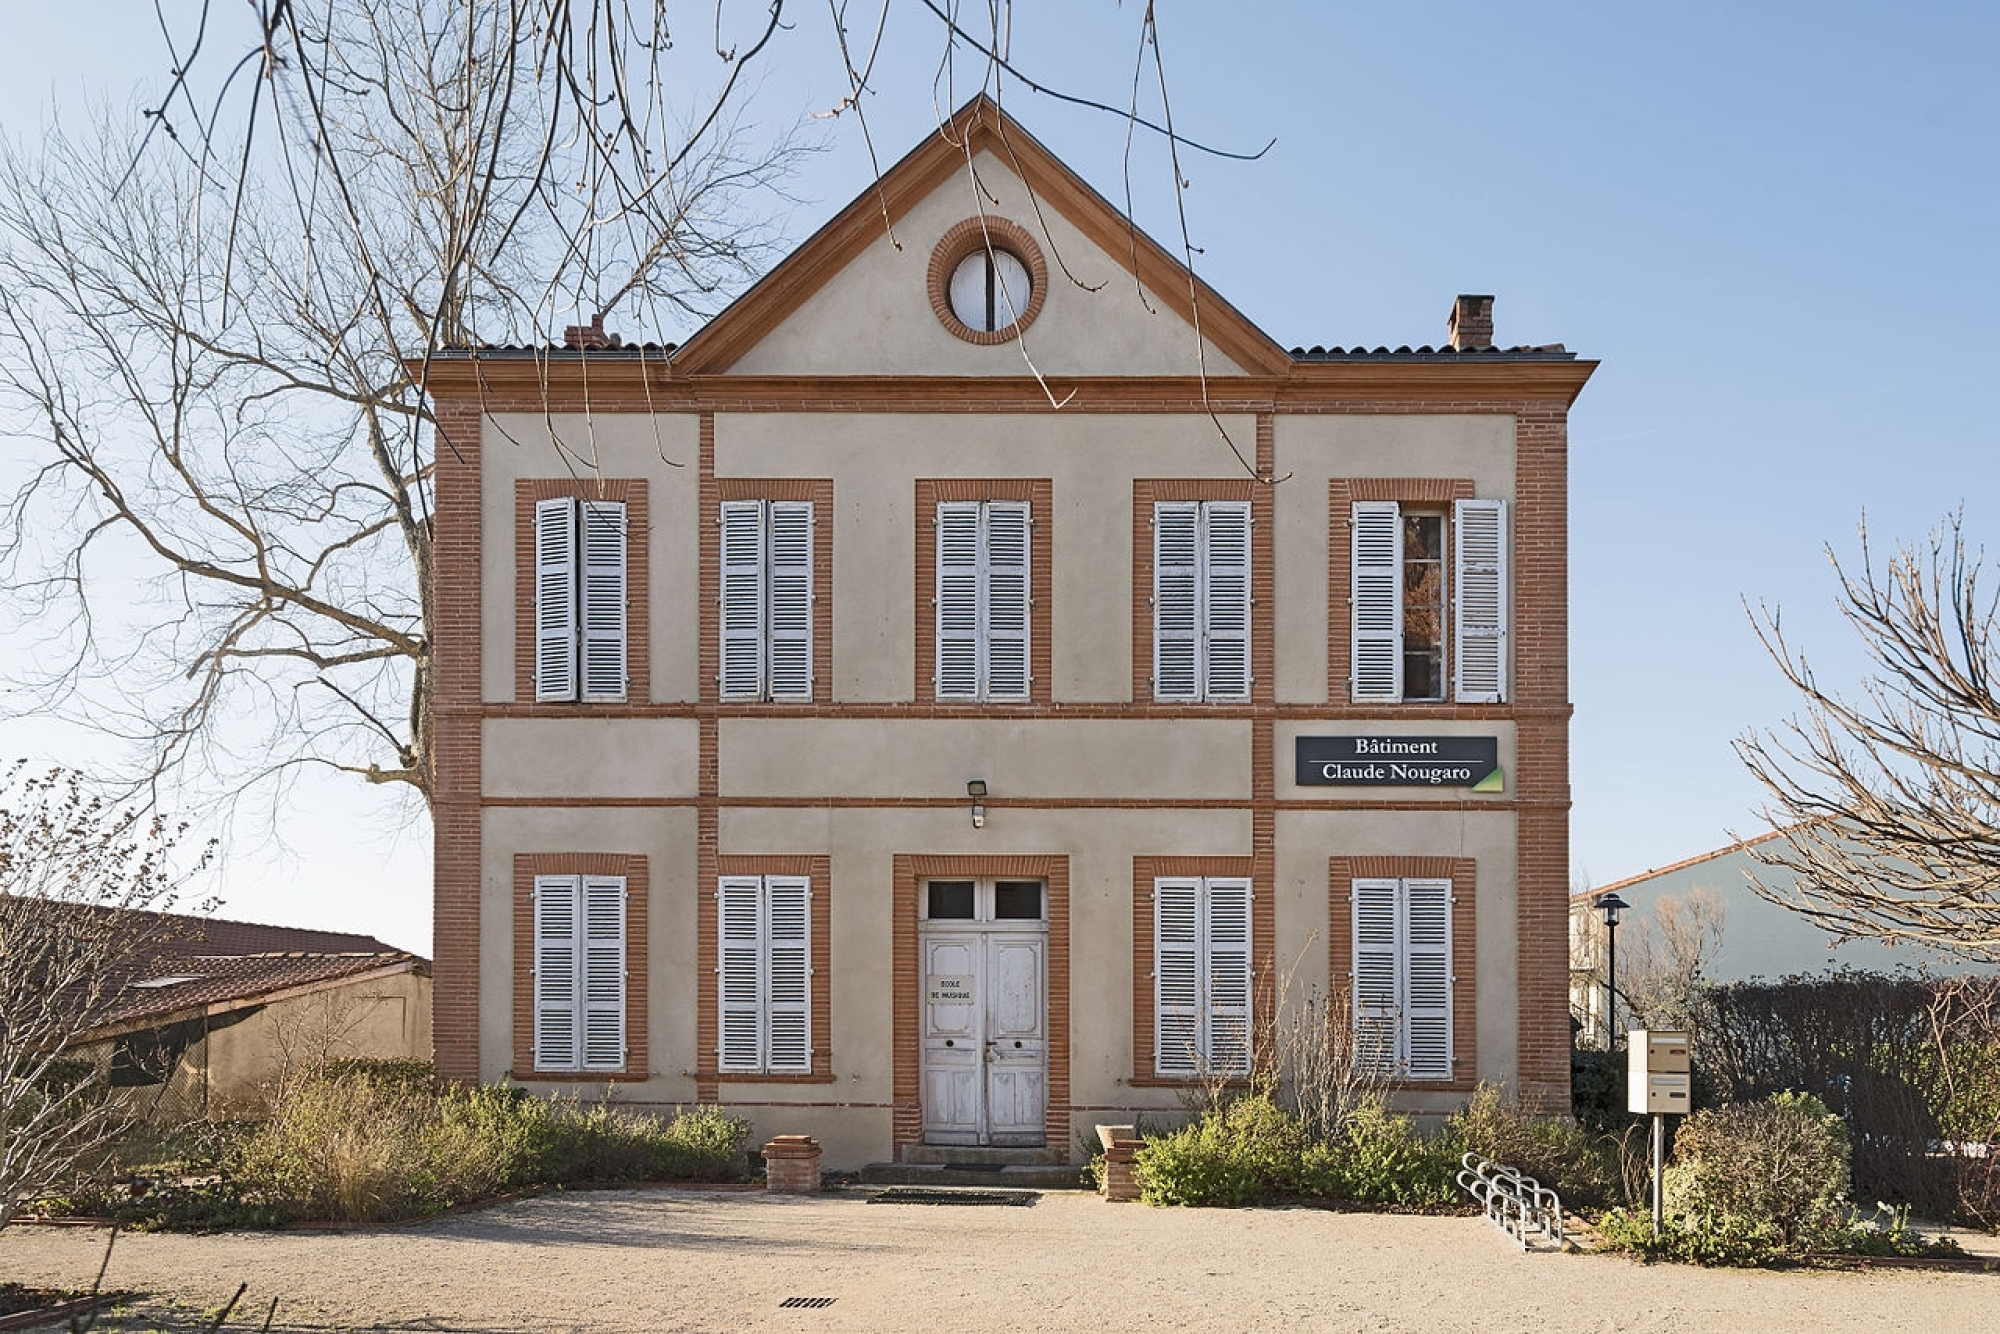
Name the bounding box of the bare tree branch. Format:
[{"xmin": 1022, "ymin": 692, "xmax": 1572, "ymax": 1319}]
[{"xmin": 1737, "ymin": 509, "xmax": 2000, "ymax": 961}]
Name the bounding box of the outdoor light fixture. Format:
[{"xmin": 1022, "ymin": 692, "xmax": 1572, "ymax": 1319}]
[
  {"xmin": 1596, "ymin": 892, "xmax": 1631, "ymax": 1049},
  {"xmin": 967, "ymin": 779, "xmax": 987, "ymax": 829}
]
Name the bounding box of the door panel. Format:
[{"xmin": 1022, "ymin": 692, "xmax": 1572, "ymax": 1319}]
[
  {"xmin": 921, "ymin": 935, "xmax": 982, "ymax": 1144},
  {"xmin": 984, "ymin": 932, "xmax": 1046, "ymax": 1144}
]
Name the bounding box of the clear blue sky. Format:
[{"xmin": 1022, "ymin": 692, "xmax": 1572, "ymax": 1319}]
[{"xmin": 0, "ymin": 4, "xmax": 1993, "ymax": 949}]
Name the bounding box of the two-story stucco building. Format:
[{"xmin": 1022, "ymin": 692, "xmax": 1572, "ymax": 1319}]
[{"xmin": 420, "ymin": 97, "xmax": 1595, "ymax": 1169}]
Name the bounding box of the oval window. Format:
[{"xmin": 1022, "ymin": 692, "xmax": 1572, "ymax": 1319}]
[{"xmin": 947, "ymin": 248, "xmax": 1032, "ymax": 334}]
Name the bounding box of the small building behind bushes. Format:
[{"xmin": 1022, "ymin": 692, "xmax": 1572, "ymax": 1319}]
[{"xmin": 73, "ymin": 908, "xmax": 431, "ymax": 1119}]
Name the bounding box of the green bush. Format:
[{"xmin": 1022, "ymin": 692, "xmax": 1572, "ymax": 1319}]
[
  {"xmin": 1136, "ymin": 1094, "xmax": 1303, "ymax": 1206},
  {"xmin": 1445, "ymin": 1083, "xmax": 1620, "ymax": 1209},
  {"xmin": 1300, "ymin": 1099, "xmax": 1458, "ymax": 1207},
  {"xmin": 1595, "ymin": 1092, "xmax": 1859, "ymax": 1265},
  {"xmin": 1665, "ymin": 1092, "xmax": 1850, "ymax": 1252}
]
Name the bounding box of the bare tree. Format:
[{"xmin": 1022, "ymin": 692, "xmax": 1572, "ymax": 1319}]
[
  {"xmin": 0, "ymin": 3, "xmax": 806, "ymax": 819},
  {"xmin": 1737, "ymin": 510, "xmax": 2000, "ymax": 960},
  {"xmin": 0, "ymin": 765, "xmax": 208, "ymax": 1230},
  {"xmin": 0, "ymin": 2, "xmax": 1263, "ymax": 835}
]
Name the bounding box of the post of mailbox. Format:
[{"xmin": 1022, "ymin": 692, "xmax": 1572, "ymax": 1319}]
[{"xmin": 1627, "ymin": 1029, "xmax": 1690, "ymax": 1235}]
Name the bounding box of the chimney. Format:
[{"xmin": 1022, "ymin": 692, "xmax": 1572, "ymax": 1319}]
[
  {"xmin": 562, "ymin": 313, "xmax": 621, "ymax": 350},
  {"xmin": 1447, "ymin": 295, "xmax": 1494, "ymax": 351}
]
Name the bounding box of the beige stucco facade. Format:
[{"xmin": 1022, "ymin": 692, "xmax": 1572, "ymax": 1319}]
[{"xmin": 426, "ymin": 98, "xmax": 1593, "ymax": 1169}]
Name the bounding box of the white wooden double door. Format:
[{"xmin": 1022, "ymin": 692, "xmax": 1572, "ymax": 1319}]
[{"xmin": 920, "ymin": 913, "xmax": 1047, "ymax": 1147}]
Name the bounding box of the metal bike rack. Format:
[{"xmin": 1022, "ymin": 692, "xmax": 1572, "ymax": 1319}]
[{"xmin": 1457, "ymin": 1152, "xmax": 1565, "ymax": 1251}]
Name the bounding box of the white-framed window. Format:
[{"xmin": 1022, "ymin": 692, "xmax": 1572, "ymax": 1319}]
[
  {"xmin": 1351, "ymin": 498, "xmax": 1506, "ymax": 704},
  {"xmin": 534, "ymin": 497, "xmax": 628, "ymax": 702},
  {"xmin": 1351, "ymin": 876, "xmax": 1454, "ymax": 1081},
  {"xmin": 532, "ymin": 873, "xmax": 627, "ymax": 1072},
  {"xmin": 935, "ymin": 500, "xmax": 1030, "ymax": 701},
  {"xmin": 719, "ymin": 499, "xmax": 814, "ymax": 701},
  {"xmin": 1152, "ymin": 876, "xmax": 1252, "ymax": 1077},
  {"xmin": 716, "ymin": 875, "xmax": 813, "ymax": 1075},
  {"xmin": 1153, "ymin": 501, "xmax": 1250, "ymax": 701}
]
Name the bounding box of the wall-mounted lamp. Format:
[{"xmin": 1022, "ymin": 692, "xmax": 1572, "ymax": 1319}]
[{"xmin": 967, "ymin": 779, "xmax": 987, "ymax": 829}]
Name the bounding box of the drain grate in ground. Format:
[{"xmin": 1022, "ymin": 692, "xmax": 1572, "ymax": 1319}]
[
  {"xmin": 868, "ymin": 1186, "xmax": 1039, "ymax": 1206},
  {"xmin": 778, "ymin": 1296, "xmax": 837, "ymax": 1309}
]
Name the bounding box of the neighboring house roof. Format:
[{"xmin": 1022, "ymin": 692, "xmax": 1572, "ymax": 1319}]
[
  {"xmin": 1575, "ymin": 827, "xmax": 1792, "ymax": 904},
  {"xmin": 15, "ymin": 902, "xmax": 429, "ymax": 1038},
  {"xmin": 107, "ymin": 950, "xmax": 427, "ymax": 1030},
  {"xmin": 1576, "ymin": 828, "xmax": 1999, "ymax": 980}
]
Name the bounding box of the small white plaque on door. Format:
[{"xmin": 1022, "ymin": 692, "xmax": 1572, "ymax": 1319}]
[{"xmin": 927, "ymin": 975, "xmax": 974, "ymax": 1005}]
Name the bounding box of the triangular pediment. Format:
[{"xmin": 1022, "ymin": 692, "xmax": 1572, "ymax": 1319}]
[{"xmin": 673, "ymin": 97, "xmax": 1288, "ymax": 379}]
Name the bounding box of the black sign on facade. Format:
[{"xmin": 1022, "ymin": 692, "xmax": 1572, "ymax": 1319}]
[{"xmin": 1294, "ymin": 735, "xmax": 1502, "ymax": 790}]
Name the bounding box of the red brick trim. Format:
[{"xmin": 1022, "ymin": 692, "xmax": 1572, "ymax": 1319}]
[
  {"xmin": 1326, "ymin": 477, "xmax": 1476, "ymax": 705},
  {"xmin": 431, "ymin": 400, "xmax": 485, "ymax": 1084},
  {"xmin": 891, "ymin": 854, "xmax": 1071, "ymax": 1159},
  {"xmin": 1327, "ymin": 855, "xmax": 1477, "ymax": 1092},
  {"xmin": 1129, "ymin": 856, "xmax": 1269, "ymax": 1085},
  {"xmin": 693, "ymin": 855, "xmax": 835, "ymax": 1084},
  {"xmin": 513, "ymin": 478, "xmax": 651, "ymax": 704},
  {"xmin": 1130, "ymin": 480, "xmax": 1274, "ymax": 703},
  {"xmin": 701, "ymin": 478, "xmax": 835, "ymax": 705},
  {"xmin": 913, "ymin": 478, "xmax": 1054, "ymax": 704},
  {"xmin": 926, "ymin": 216, "xmax": 1051, "ymax": 345},
  {"xmin": 512, "ymin": 852, "xmax": 650, "ymax": 1081}
]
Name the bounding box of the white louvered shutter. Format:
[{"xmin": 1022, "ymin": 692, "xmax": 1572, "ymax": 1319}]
[
  {"xmin": 578, "ymin": 500, "xmax": 628, "ymax": 701},
  {"xmin": 984, "ymin": 502, "xmax": 1031, "ymax": 700},
  {"xmin": 1153, "ymin": 877, "xmax": 1202, "ymax": 1077},
  {"xmin": 1204, "ymin": 878, "xmax": 1254, "ymax": 1076},
  {"xmin": 1351, "ymin": 878, "xmax": 1401, "ymax": 1077},
  {"xmin": 935, "ymin": 502, "xmax": 981, "ymax": 699},
  {"xmin": 767, "ymin": 502, "xmax": 814, "ymax": 702},
  {"xmin": 1203, "ymin": 503, "xmax": 1252, "ymax": 701},
  {"xmin": 1350, "ymin": 501, "xmax": 1403, "ymax": 703},
  {"xmin": 580, "ymin": 875, "xmax": 627, "ymax": 1071},
  {"xmin": 1153, "ymin": 503, "xmax": 1201, "ymax": 700},
  {"xmin": 1453, "ymin": 498, "xmax": 1508, "ymax": 704},
  {"xmin": 764, "ymin": 875, "xmax": 812, "ymax": 1073},
  {"xmin": 534, "ymin": 499, "xmax": 578, "ymax": 702},
  {"xmin": 717, "ymin": 876, "xmax": 763, "ymax": 1072},
  {"xmin": 1402, "ymin": 878, "xmax": 1454, "ymax": 1080},
  {"xmin": 719, "ymin": 500, "xmax": 765, "ymax": 699},
  {"xmin": 533, "ymin": 874, "xmax": 581, "ymax": 1070}
]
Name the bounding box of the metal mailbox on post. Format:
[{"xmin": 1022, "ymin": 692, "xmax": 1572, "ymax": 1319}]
[
  {"xmin": 1627, "ymin": 1029, "xmax": 1691, "ymax": 1115},
  {"xmin": 1627, "ymin": 1028, "xmax": 1691, "ymax": 1234}
]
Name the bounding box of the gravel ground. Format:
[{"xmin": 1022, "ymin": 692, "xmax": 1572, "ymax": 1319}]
[{"xmin": 2, "ymin": 1188, "xmax": 1997, "ymax": 1334}]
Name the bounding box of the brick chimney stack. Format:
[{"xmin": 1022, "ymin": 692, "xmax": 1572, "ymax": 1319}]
[
  {"xmin": 562, "ymin": 313, "xmax": 622, "ymax": 350},
  {"xmin": 1447, "ymin": 295, "xmax": 1494, "ymax": 351}
]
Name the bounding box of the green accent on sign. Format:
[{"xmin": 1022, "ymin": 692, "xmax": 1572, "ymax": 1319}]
[{"xmin": 1471, "ymin": 767, "xmax": 1505, "ymax": 793}]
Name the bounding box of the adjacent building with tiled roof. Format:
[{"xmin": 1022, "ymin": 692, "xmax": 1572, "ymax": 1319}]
[{"xmin": 63, "ymin": 909, "xmax": 431, "ymax": 1116}]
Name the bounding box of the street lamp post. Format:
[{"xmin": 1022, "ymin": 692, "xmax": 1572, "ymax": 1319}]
[{"xmin": 1596, "ymin": 892, "xmax": 1631, "ymax": 1050}]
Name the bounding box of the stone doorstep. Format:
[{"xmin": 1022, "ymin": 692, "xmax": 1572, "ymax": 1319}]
[
  {"xmin": 857, "ymin": 1162, "xmax": 1089, "ymax": 1191},
  {"xmin": 900, "ymin": 1145, "xmax": 1063, "ymax": 1167}
]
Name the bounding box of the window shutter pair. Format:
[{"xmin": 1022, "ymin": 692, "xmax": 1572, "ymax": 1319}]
[
  {"xmin": 719, "ymin": 500, "xmax": 813, "ymax": 701},
  {"xmin": 533, "ymin": 873, "xmax": 627, "ymax": 1072},
  {"xmin": 716, "ymin": 875, "xmax": 812, "ymax": 1074},
  {"xmin": 935, "ymin": 501, "xmax": 1030, "ymax": 701},
  {"xmin": 1350, "ymin": 876, "xmax": 1453, "ymax": 1081},
  {"xmin": 1153, "ymin": 501, "xmax": 1251, "ymax": 701},
  {"xmin": 1349, "ymin": 498, "xmax": 1507, "ymax": 704},
  {"xmin": 534, "ymin": 498, "xmax": 628, "ymax": 702},
  {"xmin": 1152, "ymin": 876, "xmax": 1253, "ymax": 1077}
]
